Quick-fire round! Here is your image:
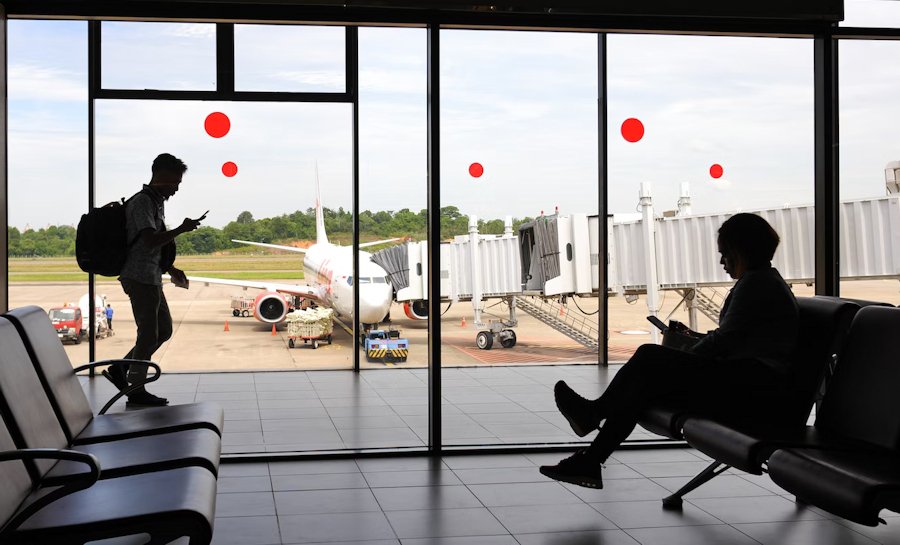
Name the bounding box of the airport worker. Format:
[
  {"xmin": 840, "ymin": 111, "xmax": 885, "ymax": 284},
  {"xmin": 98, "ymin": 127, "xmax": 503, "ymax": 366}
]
[
  {"xmin": 104, "ymin": 153, "xmax": 203, "ymax": 407},
  {"xmin": 540, "ymin": 213, "xmax": 799, "ymax": 488},
  {"xmin": 105, "ymin": 303, "xmax": 113, "ymax": 331}
]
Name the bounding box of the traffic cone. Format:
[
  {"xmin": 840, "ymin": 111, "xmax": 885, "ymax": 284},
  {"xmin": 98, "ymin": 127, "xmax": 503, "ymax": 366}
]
[
  {"xmin": 460, "ymin": 316, "xmax": 466, "ymax": 327},
  {"xmin": 271, "ymin": 324, "xmax": 277, "ymax": 336},
  {"xmin": 223, "ymin": 320, "xmax": 230, "ymax": 332}
]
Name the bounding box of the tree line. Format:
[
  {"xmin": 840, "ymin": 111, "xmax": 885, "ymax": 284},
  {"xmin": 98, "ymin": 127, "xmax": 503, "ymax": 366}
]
[{"xmin": 8, "ymin": 206, "xmax": 534, "ymax": 257}]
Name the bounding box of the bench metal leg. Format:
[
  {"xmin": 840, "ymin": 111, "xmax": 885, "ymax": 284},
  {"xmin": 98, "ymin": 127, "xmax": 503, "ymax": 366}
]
[{"xmin": 662, "ymin": 461, "xmax": 730, "ymax": 510}]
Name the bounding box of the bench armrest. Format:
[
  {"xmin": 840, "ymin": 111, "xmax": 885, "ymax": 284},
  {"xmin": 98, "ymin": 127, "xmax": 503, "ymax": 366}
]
[
  {"xmin": 74, "ymin": 359, "xmax": 162, "ymax": 415},
  {"xmin": 0, "ymin": 448, "xmax": 101, "ymax": 532}
]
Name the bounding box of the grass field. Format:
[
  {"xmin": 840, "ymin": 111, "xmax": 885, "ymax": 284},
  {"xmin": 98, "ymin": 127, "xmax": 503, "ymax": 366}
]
[{"xmin": 8, "ymin": 254, "xmax": 305, "ymax": 282}]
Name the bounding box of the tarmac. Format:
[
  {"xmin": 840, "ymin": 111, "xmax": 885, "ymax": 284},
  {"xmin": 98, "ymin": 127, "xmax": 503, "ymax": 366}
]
[{"xmin": 9, "ymin": 278, "xmax": 898, "ymax": 373}]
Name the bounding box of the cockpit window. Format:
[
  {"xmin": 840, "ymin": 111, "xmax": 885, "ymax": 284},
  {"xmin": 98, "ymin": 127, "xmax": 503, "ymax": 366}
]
[
  {"xmin": 358, "ymin": 277, "xmax": 372, "ymax": 284},
  {"xmin": 347, "ymin": 276, "xmax": 353, "ymax": 286},
  {"xmin": 374, "ymin": 277, "xmax": 386, "ymax": 284}
]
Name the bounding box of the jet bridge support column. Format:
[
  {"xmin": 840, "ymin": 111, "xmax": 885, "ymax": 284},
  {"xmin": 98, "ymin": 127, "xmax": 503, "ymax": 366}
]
[
  {"xmin": 640, "ymin": 182, "xmax": 661, "ymax": 345},
  {"xmin": 685, "ymin": 288, "xmax": 699, "ymax": 331},
  {"xmin": 469, "ymin": 216, "xmax": 483, "ymax": 328}
]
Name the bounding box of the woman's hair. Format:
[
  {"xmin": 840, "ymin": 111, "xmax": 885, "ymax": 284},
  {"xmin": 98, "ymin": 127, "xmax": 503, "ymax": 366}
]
[{"xmin": 718, "ymin": 213, "xmax": 780, "ymax": 269}]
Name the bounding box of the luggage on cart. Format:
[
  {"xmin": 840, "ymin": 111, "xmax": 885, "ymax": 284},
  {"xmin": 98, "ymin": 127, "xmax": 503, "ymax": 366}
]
[{"xmin": 286, "ymin": 308, "xmax": 334, "ymax": 349}]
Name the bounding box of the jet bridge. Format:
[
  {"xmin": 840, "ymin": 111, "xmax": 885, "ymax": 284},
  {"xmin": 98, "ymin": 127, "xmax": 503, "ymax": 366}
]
[
  {"xmin": 610, "ymin": 181, "xmax": 900, "ymax": 342},
  {"xmin": 372, "ymin": 172, "xmax": 900, "ymax": 352},
  {"xmin": 372, "ymin": 214, "xmax": 604, "ymax": 350},
  {"xmin": 517, "ymin": 214, "xmax": 602, "ymax": 297}
]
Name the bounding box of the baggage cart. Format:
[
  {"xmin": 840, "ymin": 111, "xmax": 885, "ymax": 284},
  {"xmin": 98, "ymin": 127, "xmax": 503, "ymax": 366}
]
[{"xmin": 286, "ymin": 308, "xmax": 334, "ymax": 349}]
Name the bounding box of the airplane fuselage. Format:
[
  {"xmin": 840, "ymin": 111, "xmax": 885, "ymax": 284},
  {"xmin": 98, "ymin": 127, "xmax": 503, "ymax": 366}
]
[{"xmin": 302, "ymin": 243, "xmax": 393, "ymax": 325}]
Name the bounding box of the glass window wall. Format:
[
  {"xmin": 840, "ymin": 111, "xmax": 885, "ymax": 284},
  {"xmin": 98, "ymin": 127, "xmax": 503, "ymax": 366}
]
[
  {"xmin": 838, "ymin": 40, "xmax": 900, "ymax": 306},
  {"xmin": 93, "ymin": 99, "xmax": 354, "ymax": 452},
  {"xmin": 6, "ymin": 16, "xmax": 837, "ymax": 455},
  {"xmin": 7, "ymin": 20, "xmax": 90, "ymax": 362},
  {"xmin": 607, "ymin": 34, "xmax": 815, "ymax": 440},
  {"xmin": 841, "ymin": 0, "xmax": 900, "ymax": 28},
  {"xmin": 235, "ymin": 24, "xmax": 345, "ymax": 92},
  {"xmin": 439, "ymin": 29, "xmax": 601, "ymax": 446},
  {"xmin": 101, "ymin": 22, "xmax": 217, "ymax": 91}
]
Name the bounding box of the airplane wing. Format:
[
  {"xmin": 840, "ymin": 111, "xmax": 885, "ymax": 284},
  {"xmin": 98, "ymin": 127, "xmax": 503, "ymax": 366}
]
[
  {"xmin": 180, "ymin": 275, "xmax": 321, "ymax": 301},
  {"xmin": 358, "ymin": 238, "xmax": 402, "ymax": 249},
  {"xmin": 231, "ymin": 239, "xmax": 307, "ymax": 254},
  {"xmin": 233, "ymin": 237, "xmax": 400, "ymax": 251}
]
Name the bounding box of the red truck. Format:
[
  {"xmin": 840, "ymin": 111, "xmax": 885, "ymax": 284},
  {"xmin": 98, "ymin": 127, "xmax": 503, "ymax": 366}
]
[{"xmin": 48, "ymin": 305, "xmax": 84, "ymax": 344}]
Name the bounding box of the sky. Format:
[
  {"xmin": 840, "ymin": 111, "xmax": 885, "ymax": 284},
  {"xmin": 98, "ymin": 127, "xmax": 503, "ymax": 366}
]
[{"xmin": 7, "ymin": 0, "xmax": 900, "ymax": 231}]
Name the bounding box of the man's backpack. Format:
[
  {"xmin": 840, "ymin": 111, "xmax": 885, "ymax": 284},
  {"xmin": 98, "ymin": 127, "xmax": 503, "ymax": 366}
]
[
  {"xmin": 75, "ymin": 190, "xmax": 176, "ymax": 277},
  {"xmin": 75, "ymin": 198, "xmax": 136, "ymax": 277}
]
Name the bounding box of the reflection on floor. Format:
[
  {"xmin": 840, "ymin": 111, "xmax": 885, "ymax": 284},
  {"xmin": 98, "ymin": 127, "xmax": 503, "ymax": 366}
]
[
  {"xmin": 180, "ymin": 450, "xmax": 900, "ymax": 545},
  {"xmin": 82, "ymin": 365, "xmax": 662, "ymax": 454}
]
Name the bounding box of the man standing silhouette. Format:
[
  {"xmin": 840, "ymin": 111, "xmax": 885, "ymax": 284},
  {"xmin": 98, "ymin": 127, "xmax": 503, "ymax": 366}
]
[{"xmin": 104, "ymin": 153, "xmax": 204, "ymax": 407}]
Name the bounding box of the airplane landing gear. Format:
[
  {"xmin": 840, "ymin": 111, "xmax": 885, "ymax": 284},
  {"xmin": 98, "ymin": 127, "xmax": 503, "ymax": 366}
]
[
  {"xmin": 499, "ymin": 329, "xmax": 517, "ymax": 348},
  {"xmin": 475, "ymin": 329, "xmax": 517, "ymax": 350},
  {"xmin": 476, "ymin": 331, "xmax": 493, "ymax": 350}
]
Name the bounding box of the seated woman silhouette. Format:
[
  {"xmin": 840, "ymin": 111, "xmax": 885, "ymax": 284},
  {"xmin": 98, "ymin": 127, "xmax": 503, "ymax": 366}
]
[{"xmin": 541, "ymin": 213, "xmax": 799, "ymax": 488}]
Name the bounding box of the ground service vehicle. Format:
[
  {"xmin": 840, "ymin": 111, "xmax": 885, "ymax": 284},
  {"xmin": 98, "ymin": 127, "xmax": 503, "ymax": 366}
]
[
  {"xmin": 78, "ymin": 293, "xmax": 111, "ymax": 339},
  {"xmin": 48, "ymin": 306, "xmax": 84, "ymax": 344},
  {"xmin": 231, "ymin": 296, "xmax": 255, "ymax": 317},
  {"xmin": 363, "ymin": 329, "xmax": 409, "ymax": 363}
]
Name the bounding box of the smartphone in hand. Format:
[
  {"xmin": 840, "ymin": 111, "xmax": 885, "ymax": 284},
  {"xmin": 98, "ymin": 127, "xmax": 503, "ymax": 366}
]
[{"xmin": 646, "ymin": 315, "xmax": 668, "ymax": 333}]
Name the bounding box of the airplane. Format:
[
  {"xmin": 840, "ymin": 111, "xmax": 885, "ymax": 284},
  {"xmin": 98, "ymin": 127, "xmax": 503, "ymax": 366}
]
[{"xmin": 184, "ymin": 179, "xmax": 411, "ymax": 329}]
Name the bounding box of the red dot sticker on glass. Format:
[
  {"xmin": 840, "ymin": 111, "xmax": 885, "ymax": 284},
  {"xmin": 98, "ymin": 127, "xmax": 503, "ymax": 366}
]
[
  {"xmin": 222, "ymin": 162, "xmax": 238, "ymax": 177},
  {"xmin": 709, "ymin": 164, "xmax": 724, "ymax": 179},
  {"xmin": 621, "ymin": 118, "xmax": 644, "ymax": 143},
  {"xmin": 469, "ymin": 163, "xmax": 484, "ymax": 178},
  {"xmin": 205, "ymin": 112, "xmax": 231, "ymax": 139}
]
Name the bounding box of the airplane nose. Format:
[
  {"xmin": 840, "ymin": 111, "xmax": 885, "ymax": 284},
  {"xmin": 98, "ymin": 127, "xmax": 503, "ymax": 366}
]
[{"xmin": 359, "ymin": 285, "xmax": 393, "ymax": 324}]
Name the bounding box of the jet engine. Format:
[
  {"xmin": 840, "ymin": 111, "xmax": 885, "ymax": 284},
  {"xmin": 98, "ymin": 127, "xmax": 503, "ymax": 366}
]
[
  {"xmin": 403, "ymin": 300, "xmax": 428, "ymax": 320},
  {"xmin": 253, "ymin": 291, "xmax": 290, "ymax": 323}
]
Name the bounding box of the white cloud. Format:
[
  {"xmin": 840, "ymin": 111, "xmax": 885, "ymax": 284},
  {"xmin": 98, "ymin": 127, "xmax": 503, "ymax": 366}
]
[
  {"xmin": 164, "ymin": 23, "xmax": 216, "ymax": 39},
  {"xmin": 8, "ymin": 64, "xmax": 85, "ymax": 102},
  {"xmin": 273, "ymin": 70, "xmax": 345, "ymax": 88}
]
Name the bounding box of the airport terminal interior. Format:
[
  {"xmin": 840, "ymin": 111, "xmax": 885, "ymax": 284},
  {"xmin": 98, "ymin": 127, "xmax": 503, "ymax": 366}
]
[{"xmin": 3, "ymin": 0, "xmax": 900, "ymax": 543}]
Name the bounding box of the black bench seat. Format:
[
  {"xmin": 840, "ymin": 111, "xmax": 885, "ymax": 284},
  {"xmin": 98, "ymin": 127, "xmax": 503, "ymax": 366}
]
[
  {"xmin": 0, "ymin": 419, "xmax": 216, "ymax": 545},
  {"xmin": 769, "ymin": 447, "xmax": 900, "ymax": 526},
  {"xmin": 648, "ymin": 296, "xmax": 861, "ymax": 507},
  {"xmin": 765, "ymin": 305, "xmax": 900, "ymax": 526},
  {"xmin": 0, "ymin": 318, "xmax": 221, "ymax": 481},
  {"xmin": 4, "ymin": 306, "xmax": 224, "ymax": 445}
]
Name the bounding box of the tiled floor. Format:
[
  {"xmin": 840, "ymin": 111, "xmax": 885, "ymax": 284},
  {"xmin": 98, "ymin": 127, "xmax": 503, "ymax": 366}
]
[
  {"xmin": 83, "ymin": 364, "xmax": 660, "ymax": 454},
  {"xmin": 79, "ymin": 368, "xmax": 900, "ymax": 544},
  {"xmin": 204, "ymin": 450, "xmax": 900, "ymax": 545}
]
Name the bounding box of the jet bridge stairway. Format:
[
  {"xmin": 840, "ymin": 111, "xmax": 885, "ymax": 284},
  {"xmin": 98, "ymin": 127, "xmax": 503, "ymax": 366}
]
[
  {"xmin": 515, "ymin": 296, "xmax": 600, "ymax": 351},
  {"xmin": 691, "ymin": 287, "xmax": 726, "ymax": 324},
  {"xmin": 673, "ymin": 287, "xmax": 726, "ymax": 329}
]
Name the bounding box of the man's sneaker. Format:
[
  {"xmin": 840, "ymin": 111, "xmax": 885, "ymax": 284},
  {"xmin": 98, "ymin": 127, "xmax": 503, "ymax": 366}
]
[
  {"xmin": 539, "ymin": 449, "xmax": 604, "ymax": 489},
  {"xmin": 126, "ymin": 391, "xmax": 169, "ymax": 408},
  {"xmin": 555, "ymin": 380, "xmax": 600, "ymax": 437},
  {"xmin": 102, "ymin": 364, "xmax": 128, "ymax": 391}
]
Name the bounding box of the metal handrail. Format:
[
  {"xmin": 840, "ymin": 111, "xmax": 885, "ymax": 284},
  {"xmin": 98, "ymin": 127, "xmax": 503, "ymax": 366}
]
[{"xmin": 517, "ymin": 296, "xmax": 600, "ymax": 344}]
